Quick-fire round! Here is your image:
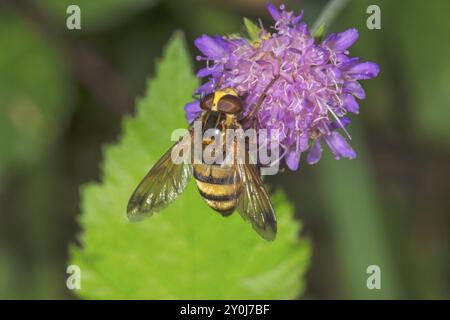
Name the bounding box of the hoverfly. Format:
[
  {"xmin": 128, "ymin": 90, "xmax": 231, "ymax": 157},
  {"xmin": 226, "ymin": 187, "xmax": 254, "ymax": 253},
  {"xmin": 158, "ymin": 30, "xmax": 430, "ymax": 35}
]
[{"xmin": 127, "ymin": 80, "xmax": 279, "ymax": 241}]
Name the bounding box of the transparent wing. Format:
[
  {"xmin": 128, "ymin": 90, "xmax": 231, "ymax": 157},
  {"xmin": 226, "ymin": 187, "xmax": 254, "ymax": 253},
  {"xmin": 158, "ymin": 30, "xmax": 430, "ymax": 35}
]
[
  {"xmin": 237, "ymin": 163, "xmax": 277, "ymax": 241},
  {"xmin": 127, "ymin": 135, "xmax": 192, "ymax": 221}
]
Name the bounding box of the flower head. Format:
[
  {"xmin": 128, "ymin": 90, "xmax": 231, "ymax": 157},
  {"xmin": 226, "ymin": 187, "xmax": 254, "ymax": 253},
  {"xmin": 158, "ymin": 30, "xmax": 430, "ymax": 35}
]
[{"xmin": 185, "ymin": 3, "xmax": 379, "ymax": 170}]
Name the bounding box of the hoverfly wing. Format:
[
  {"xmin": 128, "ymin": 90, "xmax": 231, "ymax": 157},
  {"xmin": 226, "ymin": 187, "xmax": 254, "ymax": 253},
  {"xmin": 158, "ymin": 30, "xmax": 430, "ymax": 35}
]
[
  {"xmin": 237, "ymin": 163, "xmax": 277, "ymax": 241},
  {"xmin": 127, "ymin": 132, "xmax": 193, "ymax": 221}
]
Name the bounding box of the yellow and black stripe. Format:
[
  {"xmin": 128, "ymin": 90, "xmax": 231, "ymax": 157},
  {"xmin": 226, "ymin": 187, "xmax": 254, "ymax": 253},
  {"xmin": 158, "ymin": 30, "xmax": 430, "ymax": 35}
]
[{"xmin": 193, "ymin": 164, "xmax": 242, "ymax": 216}]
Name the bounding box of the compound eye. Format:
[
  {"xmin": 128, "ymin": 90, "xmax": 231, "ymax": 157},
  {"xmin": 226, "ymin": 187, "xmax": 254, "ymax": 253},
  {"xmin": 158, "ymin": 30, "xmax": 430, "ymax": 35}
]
[
  {"xmin": 217, "ymin": 95, "xmax": 242, "ymax": 114},
  {"xmin": 200, "ymin": 93, "xmax": 214, "ymax": 110}
]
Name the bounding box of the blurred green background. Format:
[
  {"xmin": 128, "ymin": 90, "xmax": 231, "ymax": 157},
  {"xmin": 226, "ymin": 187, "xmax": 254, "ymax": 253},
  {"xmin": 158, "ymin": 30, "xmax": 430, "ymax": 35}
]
[{"xmin": 0, "ymin": 0, "xmax": 449, "ymax": 299}]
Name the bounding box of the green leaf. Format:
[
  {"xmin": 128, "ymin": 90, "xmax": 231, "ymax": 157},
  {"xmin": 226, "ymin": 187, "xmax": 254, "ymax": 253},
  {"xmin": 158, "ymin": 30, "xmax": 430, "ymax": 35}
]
[
  {"xmin": 70, "ymin": 32, "xmax": 310, "ymax": 299},
  {"xmin": 243, "ymin": 17, "xmax": 261, "ymax": 42}
]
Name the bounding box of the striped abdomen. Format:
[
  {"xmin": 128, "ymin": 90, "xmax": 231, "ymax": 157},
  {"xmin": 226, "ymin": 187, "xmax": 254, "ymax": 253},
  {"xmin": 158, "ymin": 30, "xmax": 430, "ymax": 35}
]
[{"xmin": 193, "ymin": 164, "xmax": 242, "ymax": 216}]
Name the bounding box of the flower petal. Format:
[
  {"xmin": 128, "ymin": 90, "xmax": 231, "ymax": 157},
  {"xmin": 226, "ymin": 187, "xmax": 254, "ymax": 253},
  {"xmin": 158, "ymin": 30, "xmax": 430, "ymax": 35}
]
[
  {"xmin": 293, "ymin": 10, "xmax": 304, "ymax": 24},
  {"xmin": 325, "ymin": 131, "xmax": 356, "ymax": 160},
  {"xmin": 196, "ymin": 67, "xmax": 213, "ymax": 78},
  {"xmin": 330, "ymin": 117, "xmax": 351, "ymax": 130},
  {"xmin": 324, "ymin": 28, "xmax": 359, "ymax": 51},
  {"xmin": 286, "ymin": 145, "xmax": 301, "ymax": 170},
  {"xmin": 306, "ymin": 139, "xmax": 322, "ymax": 165},
  {"xmin": 184, "ymin": 100, "xmax": 202, "ymax": 124},
  {"xmin": 307, "ymin": 46, "xmax": 329, "ymax": 65},
  {"xmin": 299, "ymin": 134, "xmax": 309, "ymax": 152},
  {"xmin": 343, "ymin": 93, "xmax": 360, "ymax": 114},
  {"xmin": 343, "ymin": 81, "xmax": 366, "ymax": 99},
  {"xmin": 194, "ymin": 35, "xmax": 228, "ymax": 60},
  {"xmin": 195, "ymin": 81, "xmax": 215, "ymax": 95},
  {"xmin": 329, "ymin": 67, "xmax": 343, "ymax": 80},
  {"xmin": 266, "ymin": 2, "xmax": 281, "ymax": 20},
  {"xmin": 345, "ymin": 61, "xmax": 380, "ymax": 80}
]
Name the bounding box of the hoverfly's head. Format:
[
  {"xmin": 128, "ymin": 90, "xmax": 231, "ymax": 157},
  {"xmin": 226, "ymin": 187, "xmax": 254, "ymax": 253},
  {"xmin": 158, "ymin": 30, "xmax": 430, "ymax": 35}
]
[{"xmin": 200, "ymin": 88, "xmax": 242, "ymax": 114}]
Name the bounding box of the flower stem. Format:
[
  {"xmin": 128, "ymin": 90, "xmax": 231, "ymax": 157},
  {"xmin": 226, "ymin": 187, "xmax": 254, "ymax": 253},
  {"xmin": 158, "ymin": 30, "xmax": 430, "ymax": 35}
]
[{"xmin": 311, "ymin": 0, "xmax": 352, "ymax": 34}]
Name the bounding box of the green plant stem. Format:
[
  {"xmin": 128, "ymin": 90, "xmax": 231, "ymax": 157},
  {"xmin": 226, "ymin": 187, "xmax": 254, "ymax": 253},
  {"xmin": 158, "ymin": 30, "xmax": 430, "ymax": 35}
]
[
  {"xmin": 311, "ymin": 0, "xmax": 351, "ymax": 33},
  {"xmin": 311, "ymin": 0, "xmax": 402, "ymax": 299},
  {"xmin": 317, "ymin": 125, "xmax": 402, "ymax": 298}
]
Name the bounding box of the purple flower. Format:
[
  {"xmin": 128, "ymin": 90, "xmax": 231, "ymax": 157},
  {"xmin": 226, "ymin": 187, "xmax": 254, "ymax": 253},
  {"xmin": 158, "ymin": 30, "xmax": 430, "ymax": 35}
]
[
  {"xmin": 184, "ymin": 3, "xmax": 379, "ymax": 170},
  {"xmin": 184, "ymin": 101, "xmax": 202, "ymax": 124}
]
